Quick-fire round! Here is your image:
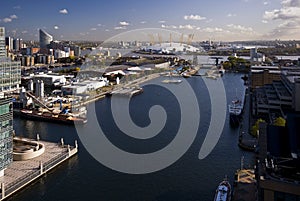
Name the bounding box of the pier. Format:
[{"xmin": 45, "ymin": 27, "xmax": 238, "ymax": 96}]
[
  {"xmin": 238, "ymin": 87, "xmax": 258, "ymax": 151},
  {"xmin": 0, "ymin": 137, "xmax": 78, "ymax": 200}
]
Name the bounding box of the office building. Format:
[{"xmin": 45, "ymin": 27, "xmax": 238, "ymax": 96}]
[
  {"xmin": 0, "ymin": 27, "xmax": 19, "ymax": 177},
  {"xmin": 39, "ymin": 29, "xmax": 53, "ymax": 49},
  {"xmin": 0, "ymin": 27, "xmax": 6, "ymax": 58}
]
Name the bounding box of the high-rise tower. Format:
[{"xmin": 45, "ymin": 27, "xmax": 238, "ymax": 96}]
[{"xmin": 39, "ymin": 29, "xmax": 53, "ymax": 49}]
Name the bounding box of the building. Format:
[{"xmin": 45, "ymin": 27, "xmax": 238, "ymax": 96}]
[
  {"xmin": 39, "ymin": 29, "xmax": 53, "ymax": 49},
  {"xmin": 5, "ymin": 36, "xmax": 13, "ymax": 52},
  {"xmin": 0, "ymin": 95, "xmax": 13, "ymax": 177},
  {"xmin": 0, "ymin": 28, "xmax": 21, "ymax": 92},
  {"xmin": 253, "ymin": 68, "xmax": 300, "ymax": 118},
  {"xmin": 257, "ymin": 120, "xmax": 300, "ymax": 201},
  {"xmin": 0, "ymin": 27, "xmax": 6, "ymax": 58},
  {"xmin": 250, "ymin": 66, "xmax": 281, "ymax": 89},
  {"xmin": 0, "ymin": 58, "xmax": 21, "ymax": 91},
  {"xmin": 0, "ymin": 27, "xmax": 20, "ymax": 177}
]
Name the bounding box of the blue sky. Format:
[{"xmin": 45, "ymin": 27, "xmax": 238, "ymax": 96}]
[{"xmin": 0, "ymin": 0, "xmax": 300, "ymax": 41}]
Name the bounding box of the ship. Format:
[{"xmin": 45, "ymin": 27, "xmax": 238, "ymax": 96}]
[
  {"xmin": 228, "ymin": 98, "xmax": 243, "ymax": 126},
  {"xmin": 228, "ymin": 89, "xmax": 245, "ymax": 127},
  {"xmin": 214, "ymin": 178, "xmax": 231, "ymax": 201},
  {"xmin": 20, "ymin": 109, "xmax": 87, "ymax": 125}
]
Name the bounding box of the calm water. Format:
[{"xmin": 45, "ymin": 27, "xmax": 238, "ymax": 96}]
[{"xmin": 10, "ymin": 73, "xmax": 253, "ymax": 201}]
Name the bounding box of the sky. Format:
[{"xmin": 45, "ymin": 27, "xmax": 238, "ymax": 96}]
[{"xmin": 0, "ymin": 0, "xmax": 300, "ymax": 42}]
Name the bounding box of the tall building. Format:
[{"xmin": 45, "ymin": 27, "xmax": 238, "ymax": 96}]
[
  {"xmin": 0, "ymin": 27, "xmax": 19, "ymax": 177},
  {"xmin": 0, "ymin": 58, "xmax": 21, "ymax": 91},
  {"xmin": 39, "ymin": 29, "xmax": 53, "ymax": 49},
  {"xmin": 0, "ymin": 27, "xmax": 6, "ymax": 58},
  {"xmin": 0, "ymin": 96, "xmax": 13, "ymax": 177},
  {"xmin": 5, "ymin": 36, "xmax": 13, "ymax": 52}
]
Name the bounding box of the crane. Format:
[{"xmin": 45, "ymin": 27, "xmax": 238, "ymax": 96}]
[{"xmin": 187, "ymin": 34, "xmax": 194, "ymax": 45}]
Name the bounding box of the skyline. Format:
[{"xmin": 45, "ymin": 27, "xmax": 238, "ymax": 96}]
[{"xmin": 0, "ymin": 0, "xmax": 300, "ymax": 42}]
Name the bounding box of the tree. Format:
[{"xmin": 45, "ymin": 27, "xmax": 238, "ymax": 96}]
[
  {"xmin": 251, "ymin": 118, "xmax": 265, "ymax": 137},
  {"xmin": 273, "ymin": 117, "xmax": 286, "ymax": 127}
]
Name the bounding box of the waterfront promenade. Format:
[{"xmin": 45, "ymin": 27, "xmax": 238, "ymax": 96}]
[
  {"xmin": 0, "ymin": 137, "xmax": 77, "ymax": 200},
  {"xmin": 238, "ymin": 87, "xmax": 257, "ymax": 151}
]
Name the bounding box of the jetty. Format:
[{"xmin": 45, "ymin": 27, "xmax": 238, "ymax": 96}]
[{"xmin": 0, "ymin": 137, "xmax": 78, "ymax": 200}]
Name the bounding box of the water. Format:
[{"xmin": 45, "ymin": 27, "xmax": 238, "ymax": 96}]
[{"xmin": 10, "ymin": 73, "xmax": 253, "ymax": 201}]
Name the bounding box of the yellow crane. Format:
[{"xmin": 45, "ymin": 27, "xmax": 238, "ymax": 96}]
[
  {"xmin": 148, "ymin": 34, "xmax": 155, "ymax": 45},
  {"xmin": 179, "ymin": 33, "xmax": 184, "ymax": 46},
  {"xmin": 187, "ymin": 33, "xmax": 194, "ymax": 45}
]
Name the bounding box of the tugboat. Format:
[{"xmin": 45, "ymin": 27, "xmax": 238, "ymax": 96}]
[{"xmin": 214, "ymin": 177, "xmax": 231, "ymax": 201}]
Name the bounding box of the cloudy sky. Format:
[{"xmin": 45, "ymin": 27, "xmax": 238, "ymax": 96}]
[{"xmin": 0, "ymin": 0, "xmax": 300, "ymax": 41}]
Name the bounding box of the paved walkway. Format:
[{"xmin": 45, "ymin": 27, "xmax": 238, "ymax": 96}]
[
  {"xmin": 0, "ymin": 138, "xmax": 77, "ymax": 200},
  {"xmin": 238, "ymin": 87, "xmax": 258, "ymax": 151}
]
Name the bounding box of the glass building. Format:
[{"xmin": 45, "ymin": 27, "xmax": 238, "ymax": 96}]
[
  {"xmin": 0, "ymin": 58, "xmax": 21, "ymax": 91},
  {"xmin": 0, "ymin": 27, "xmax": 6, "ymax": 58},
  {"xmin": 0, "ymin": 27, "xmax": 21, "ymax": 176},
  {"xmin": 0, "ymin": 97, "xmax": 13, "ymax": 176},
  {"xmin": 39, "ymin": 29, "xmax": 53, "ymax": 49}
]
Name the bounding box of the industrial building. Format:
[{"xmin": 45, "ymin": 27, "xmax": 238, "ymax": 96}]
[{"xmin": 250, "ymin": 66, "xmax": 281, "ymax": 89}]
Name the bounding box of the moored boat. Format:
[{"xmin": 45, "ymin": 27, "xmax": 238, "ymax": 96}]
[
  {"xmin": 214, "ymin": 178, "xmax": 231, "ymax": 201},
  {"xmin": 20, "ymin": 109, "xmax": 87, "ymax": 125}
]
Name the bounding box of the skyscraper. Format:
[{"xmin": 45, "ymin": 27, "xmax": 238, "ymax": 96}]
[
  {"xmin": 39, "ymin": 29, "xmax": 53, "ymax": 49},
  {"xmin": 0, "ymin": 27, "xmax": 19, "ymax": 177},
  {"xmin": 0, "ymin": 27, "xmax": 6, "ymax": 58},
  {"xmin": 0, "ymin": 96, "xmax": 13, "ymax": 177}
]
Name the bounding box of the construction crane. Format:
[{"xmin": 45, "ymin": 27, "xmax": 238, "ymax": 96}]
[
  {"xmin": 157, "ymin": 33, "xmax": 162, "ymax": 46},
  {"xmin": 179, "ymin": 33, "xmax": 184, "ymax": 46},
  {"xmin": 148, "ymin": 34, "xmax": 155, "ymax": 45},
  {"xmin": 187, "ymin": 33, "xmax": 194, "ymax": 45}
]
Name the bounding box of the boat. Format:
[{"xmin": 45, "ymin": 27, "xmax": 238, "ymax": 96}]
[
  {"xmin": 228, "ymin": 89, "xmax": 245, "ymax": 127},
  {"xmin": 214, "ymin": 178, "xmax": 231, "ymax": 201},
  {"xmin": 20, "ymin": 109, "xmax": 87, "ymax": 125},
  {"xmin": 181, "ymin": 72, "xmax": 192, "ymax": 78},
  {"xmin": 161, "ymin": 79, "xmax": 182, "ymax": 84}
]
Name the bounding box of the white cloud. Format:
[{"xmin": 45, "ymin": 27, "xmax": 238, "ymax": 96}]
[
  {"xmin": 119, "ymin": 21, "xmax": 129, "ymax": 26},
  {"xmin": 178, "ymin": 24, "xmax": 196, "ymax": 30},
  {"xmin": 263, "ymin": 1, "xmax": 269, "ymax": 5},
  {"xmin": 158, "ymin": 20, "xmax": 166, "ymax": 23},
  {"xmin": 114, "ymin": 26, "xmax": 127, "ymax": 30},
  {"xmin": 262, "ymin": 20, "xmax": 268, "ymax": 23},
  {"xmin": 263, "ymin": 0, "xmax": 300, "ymax": 38},
  {"xmin": 13, "ymin": 5, "xmax": 21, "ymax": 9},
  {"xmin": 97, "ymin": 24, "xmax": 102, "ymax": 27},
  {"xmin": 105, "ymin": 29, "xmax": 110, "ymax": 32},
  {"xmin": 227, "ymin": 24, "xmax": 253, "ymax": 32},
  {"xmin": 59, "ymin": 9, "xmax": 68, "ymax": 14},
  {"xmin": 202, "ymin": 27, "xmax": 223, "ymax": 32},
  {"xmin": 3, "ymin": 18, "xmax": 12, "ymax": 23},
  {"xmin": 264, "ymin": 7, "xmax": 300, "ymax": 20},
  {"xmin": 227, "ymin": 13, "xmax": 237, "ymax": 17},
  {"xmin": 184, "ymin": 14, "xmax": 206, "ymax": 20},
  {"xmin": 21, "ymin": 30, "xmax": 28, "ymax": 34},
  {"xmin": 54, "ymin": 26, "xmax": 59, "ymax": 29},
  {"xmin": 10, "ymin": 15, "xmax": 18, "ymax": 19},
  {"xmin": 90, "ymin": 27, "xmax": 97, "ymax": 31},
  {"xmin": 140, "ymin": 21, "xmax": 147, "ymax": 24}
]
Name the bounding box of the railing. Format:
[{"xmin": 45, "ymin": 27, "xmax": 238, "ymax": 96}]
[{"xmin": 0, "ymin": 148, "xmax": 72, "ymax": 199}]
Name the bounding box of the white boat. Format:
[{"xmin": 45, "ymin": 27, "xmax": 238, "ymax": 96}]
[
  {"xmin": 214, "ymin": 178, "xmax": 231, "ymax": 201},
  {"xmin": 162, "ymin": 79, "xmax": 182, "ymax": 84}
]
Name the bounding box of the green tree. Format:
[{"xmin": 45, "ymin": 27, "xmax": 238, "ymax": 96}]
[
  {"xmin": 251, "ymin": 118, "xmax": 265, "ymax": 137},
  {"xmin": 273, "ymin": 117, "xmax": 286, "ymax": 127}
]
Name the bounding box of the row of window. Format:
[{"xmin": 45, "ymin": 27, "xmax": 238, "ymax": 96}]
[{"xmin": 0, "ymin": 103, "xmax": 10, "ymax": 115}]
